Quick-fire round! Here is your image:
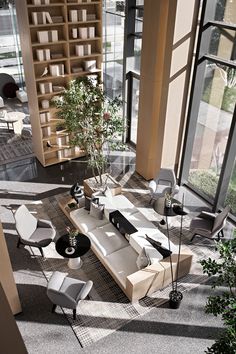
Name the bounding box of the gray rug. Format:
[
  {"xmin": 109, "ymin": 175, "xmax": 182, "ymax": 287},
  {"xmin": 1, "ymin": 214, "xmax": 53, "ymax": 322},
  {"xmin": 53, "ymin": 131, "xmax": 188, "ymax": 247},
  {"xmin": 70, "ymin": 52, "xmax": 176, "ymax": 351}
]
[
  {"xmin": 24, "ymin": 172, "xmax": 218, "ymax": 348},
  {"xmin": 0, "ymin": 132, "xmax": 33, "ymax": 164}
]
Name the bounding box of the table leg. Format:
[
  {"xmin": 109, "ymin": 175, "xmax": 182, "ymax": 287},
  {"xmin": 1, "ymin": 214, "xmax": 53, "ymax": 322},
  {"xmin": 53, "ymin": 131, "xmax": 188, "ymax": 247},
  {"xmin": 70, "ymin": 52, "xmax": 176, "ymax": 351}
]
[{"xmin": 68, "ymin": 257, "xmax": 83, "ymax": 269}]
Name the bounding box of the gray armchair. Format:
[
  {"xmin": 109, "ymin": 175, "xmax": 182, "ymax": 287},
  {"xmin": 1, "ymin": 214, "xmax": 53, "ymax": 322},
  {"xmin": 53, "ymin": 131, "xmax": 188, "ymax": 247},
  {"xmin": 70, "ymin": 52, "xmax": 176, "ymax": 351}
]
[
  {"xmin": 14, "ymin": 204, "xmax": 56, "ymax": 257},
  {"xmin": 47, "ymin": 271, "xmax": 93, "ymax": 320},
  {"xmin": 190, "ymin": 206, "xmax": 230, "ymax": 242},
  {"xmin": 149, "ymin": 168, "xmax": 179, "ymax": 203}
]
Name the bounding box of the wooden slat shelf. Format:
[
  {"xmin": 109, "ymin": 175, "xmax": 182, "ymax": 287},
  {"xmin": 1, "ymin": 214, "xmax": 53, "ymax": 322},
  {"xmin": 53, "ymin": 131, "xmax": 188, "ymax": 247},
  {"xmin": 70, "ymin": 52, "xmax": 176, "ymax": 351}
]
[
  {"xmin": 16, "ymin": 0, "xmax": 102, "ymax": 167},
  {"xmin": 32, "ymin": 40, "xmax": 67, "ymax": 47}
]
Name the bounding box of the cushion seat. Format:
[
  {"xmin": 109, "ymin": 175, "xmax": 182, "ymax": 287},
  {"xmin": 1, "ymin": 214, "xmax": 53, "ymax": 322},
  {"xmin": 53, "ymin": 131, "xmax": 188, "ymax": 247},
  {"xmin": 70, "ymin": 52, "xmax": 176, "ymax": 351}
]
[
  {"xmin": 88, "ymin": 223, "xmax": 128, "ymax": 256},
  {"xmin": 28, "ymin": 227, "xmax": 55, "ymax": 246},
  {"xmin": 97, "ymin": 194, "xmax": 138, "ymax": 219},
  {"xmin": 105, "ymin": 246, "xmax": 139, "ymax": 288},
  {"xmin": 70, "ymin": 208, "xmax": 109, "ymax": 233}
]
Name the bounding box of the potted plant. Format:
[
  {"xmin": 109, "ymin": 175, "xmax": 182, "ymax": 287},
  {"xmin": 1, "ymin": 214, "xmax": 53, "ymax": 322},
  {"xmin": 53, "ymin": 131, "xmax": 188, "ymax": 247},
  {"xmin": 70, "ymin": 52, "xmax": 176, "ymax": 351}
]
[
  {"xmin": 169, "ymin": 289, "xmax": 183, "ymax": 309},
  {"xmin": 53, "ymin": 76, "xmax": 125, "ymax": 187},
  {"xmin": 200, "ymin": 233, "xmax": 236, "ymax": 353}
]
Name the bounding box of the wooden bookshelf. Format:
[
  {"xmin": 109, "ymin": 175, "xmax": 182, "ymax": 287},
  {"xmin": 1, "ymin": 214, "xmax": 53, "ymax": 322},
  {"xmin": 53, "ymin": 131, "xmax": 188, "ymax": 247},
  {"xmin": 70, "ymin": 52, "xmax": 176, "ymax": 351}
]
[{"xmin": 16, "ymin": 0, "xmax": 102, "ymax": 167}]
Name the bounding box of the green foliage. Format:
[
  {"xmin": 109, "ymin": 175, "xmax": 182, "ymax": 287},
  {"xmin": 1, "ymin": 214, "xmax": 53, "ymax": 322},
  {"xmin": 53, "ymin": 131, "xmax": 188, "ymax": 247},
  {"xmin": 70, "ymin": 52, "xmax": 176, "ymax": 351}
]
[
  {"xmin": 53, "ymin": 77, "xmax": 125, "ymax": 184},
  {"xmin": 200, "ymin": 235, "xmax": 236, "ymax": 353},
  {"xmin": 189, "ymin": 170, "xmax": 236, "ymax": 214}
]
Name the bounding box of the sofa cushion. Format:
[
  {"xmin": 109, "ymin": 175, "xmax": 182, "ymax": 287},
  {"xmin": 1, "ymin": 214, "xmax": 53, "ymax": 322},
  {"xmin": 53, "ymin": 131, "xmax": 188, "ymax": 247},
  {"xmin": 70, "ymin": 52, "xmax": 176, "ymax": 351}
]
[
  {"xmin": 105, "ymin": 246, "xmax": 139, "ymax": 288},
  {"xmin": 70, "ymin": 208, "xmax": 109, "ymax": 233},
  {"xmin": 88, "ymin": 223, "xmax": 128, "ymax": 256},
  {"xmin": 97, "ymin": 194, "xmax": 138, "ymax": 219},
  {"xmin": 126, "ymin": 211, "xmax": 159, "ymax": 238}
]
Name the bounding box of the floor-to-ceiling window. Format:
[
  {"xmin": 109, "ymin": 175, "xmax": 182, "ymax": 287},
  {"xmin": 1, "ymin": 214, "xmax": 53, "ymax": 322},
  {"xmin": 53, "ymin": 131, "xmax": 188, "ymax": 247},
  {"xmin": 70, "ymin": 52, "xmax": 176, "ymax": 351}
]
[
  {"xmin": 0, "ymin": 0, "xmax": 24, "ymax": 88},
  {"xmin": 181, "ymin": 0, "xmax": 236, "ymax": 218}
]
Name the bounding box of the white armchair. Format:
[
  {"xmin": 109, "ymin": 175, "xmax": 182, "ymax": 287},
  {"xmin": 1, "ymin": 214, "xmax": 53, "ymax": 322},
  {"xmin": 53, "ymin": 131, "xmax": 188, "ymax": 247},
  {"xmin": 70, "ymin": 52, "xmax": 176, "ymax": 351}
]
[
  {"xmin": 149, "ymin": 168, "xmax": 179, "ymax": 203},
  {"xmin": 14, "ymin": 205, "xmax": 56, "ymax": 257}
]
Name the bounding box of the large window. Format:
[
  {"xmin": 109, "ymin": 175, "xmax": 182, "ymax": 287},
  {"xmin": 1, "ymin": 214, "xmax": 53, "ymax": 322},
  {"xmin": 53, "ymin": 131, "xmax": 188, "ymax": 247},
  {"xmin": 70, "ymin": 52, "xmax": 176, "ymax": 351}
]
[
  {"xmin": 0, "ymin": 0, "xmax": 25, "ymax": 88},
  {"xmin": 181, "ymin": 0, "xmax": 236, "ymax": 218}
]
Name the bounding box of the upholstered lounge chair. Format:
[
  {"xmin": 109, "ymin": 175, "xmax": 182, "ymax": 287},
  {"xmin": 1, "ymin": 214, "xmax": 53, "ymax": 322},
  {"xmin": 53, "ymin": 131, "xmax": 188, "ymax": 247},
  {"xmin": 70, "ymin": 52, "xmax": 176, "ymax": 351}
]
[
  {"xmin": 190, "ymin": 206, "xmax": 230, "ymax": 242},
  {"xmin": 14, "ymin": 204, "xmax": 56, "ymax": 257},
  {"xmin": 47, "ymin": 271, "xmax": 93, "ymax": 320},
  {"xmin": 148, "ymin": 168, "xmax": 179, "ymax": 203}
]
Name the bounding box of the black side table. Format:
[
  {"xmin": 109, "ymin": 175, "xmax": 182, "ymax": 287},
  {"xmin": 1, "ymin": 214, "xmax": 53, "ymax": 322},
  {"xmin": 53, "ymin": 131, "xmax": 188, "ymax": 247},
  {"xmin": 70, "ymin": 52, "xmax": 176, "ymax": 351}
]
[
  {"xmin": 153, "ymin": 197, "xmax": 181, "ymax": 228},
  {"xmin": 56, "ymin": 233, "xmax": 91, "ymax": 269}
]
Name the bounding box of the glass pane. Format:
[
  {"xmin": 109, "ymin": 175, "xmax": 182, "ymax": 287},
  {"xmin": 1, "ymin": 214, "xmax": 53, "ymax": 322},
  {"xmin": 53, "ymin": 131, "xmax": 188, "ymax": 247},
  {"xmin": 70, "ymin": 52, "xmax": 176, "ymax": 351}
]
[
  {"xmin": 0, "ymin": 3, "xmax": 25, "ymax": 87},
  {"xmin": 188, "ymin": 60, "xmax": 235, "ymax": 200},
  {"xmin": 103, "ymin": 11, "xmax": 124, "ymax": 99},
  {"xmin": 225, "ymin": 159, "xmax": 236, "ymax": 215},
  {"xmin": 130, "ymin": 77, "xmax": 140, "ymax": 144},
  {"xmin": 214, "ymin": 0, "xmax": 236, "ymax": 23},
  {"xmin": 209, "ymin": 27, "xmax": 236, "ymax": 61}
]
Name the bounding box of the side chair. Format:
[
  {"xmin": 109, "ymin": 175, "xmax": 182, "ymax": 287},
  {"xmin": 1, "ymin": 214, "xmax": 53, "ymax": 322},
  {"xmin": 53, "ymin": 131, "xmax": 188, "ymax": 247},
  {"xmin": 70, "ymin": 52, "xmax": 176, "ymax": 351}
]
[
  {"xmin": 47, "ymin": 271, "xmax": 93, "ymax": 320},
  {"xmin": 190, "ymin": 206, "xmax": 230, "ymax": 242},
  {"xmin": 14, "ymin": 204, "xmax": 56, "ymax": 257},
  {"xmin": 148, "ymin": 168, "xmax": 179, "ymax": 203}
]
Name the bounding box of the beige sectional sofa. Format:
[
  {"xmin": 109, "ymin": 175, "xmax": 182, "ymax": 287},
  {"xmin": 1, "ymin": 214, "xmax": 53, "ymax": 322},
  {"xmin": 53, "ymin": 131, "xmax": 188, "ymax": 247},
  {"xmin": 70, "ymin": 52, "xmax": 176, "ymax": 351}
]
[{"xmin": 70, "ymin": 193, "xmax": 192, "ymax": 302}]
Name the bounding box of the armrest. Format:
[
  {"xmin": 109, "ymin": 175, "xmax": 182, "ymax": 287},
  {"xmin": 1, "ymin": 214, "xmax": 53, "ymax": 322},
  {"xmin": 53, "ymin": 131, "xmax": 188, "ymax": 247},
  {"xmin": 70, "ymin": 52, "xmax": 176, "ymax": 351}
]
[
  {"xmin": 198, "ymin": 211, "xmax": 216, "ymax": 220},
  {"xmin": 38, "ymin": 218, "xmax": 54, "ymax": 228},
  {"xmin": 148, "ymin": 180, "xmax": 156, "ymax": 194}
]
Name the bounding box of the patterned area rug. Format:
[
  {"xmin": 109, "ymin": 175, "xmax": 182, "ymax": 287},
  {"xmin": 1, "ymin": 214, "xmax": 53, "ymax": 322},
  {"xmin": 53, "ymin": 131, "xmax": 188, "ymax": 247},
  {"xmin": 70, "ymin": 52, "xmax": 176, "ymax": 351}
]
[
  {"xmin": 0, "ymin": 131, "xmax": 33, "ymax": 164},
  {"xmin": 28, "ymin": 172, "xmax": 217, "ymax": 348}
]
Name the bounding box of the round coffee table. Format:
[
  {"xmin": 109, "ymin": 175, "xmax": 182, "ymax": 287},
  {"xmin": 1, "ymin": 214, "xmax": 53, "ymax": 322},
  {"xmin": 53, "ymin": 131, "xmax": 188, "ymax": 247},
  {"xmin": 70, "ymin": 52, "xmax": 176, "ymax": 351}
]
[
  {"xmin": 0, "ymin": 111, "xmax": 25, "ymax": 135},
  {"xmin": 153, "ymin": 197, "xmax": 181, "ymax": 228},
  {"xmin": 56, "ymin": 233, "xmax": 91, "ymax": 269}
]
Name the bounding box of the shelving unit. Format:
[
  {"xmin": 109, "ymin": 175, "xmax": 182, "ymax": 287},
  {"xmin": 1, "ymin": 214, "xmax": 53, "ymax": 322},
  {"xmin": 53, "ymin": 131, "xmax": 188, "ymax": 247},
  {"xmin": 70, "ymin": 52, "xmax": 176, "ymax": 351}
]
[{"xmin": 16, "ymin": 0, "xmax": 102, "ymax": 166}]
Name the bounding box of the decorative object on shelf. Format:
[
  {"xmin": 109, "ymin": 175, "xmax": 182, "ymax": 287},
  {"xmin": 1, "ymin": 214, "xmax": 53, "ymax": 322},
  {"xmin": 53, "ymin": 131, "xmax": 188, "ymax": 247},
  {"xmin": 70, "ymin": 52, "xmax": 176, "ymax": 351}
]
[
  {"xmin": 40, "ymin": 67, "xmax": 48, "ymax": 77},
  {"xmin": 41, "ymin": 99, "xmax": 50, "ymax": 109},
  {"xmin": 36, "ymin": 48, "xmax": 51, "ymax": 62},
  {"xmin": 53, "ymin": 76, "xmax": 125, "ymax": 186},
  {"xmin": 166, "ymin": 194, "xmax": 187, "ymax": 309}
]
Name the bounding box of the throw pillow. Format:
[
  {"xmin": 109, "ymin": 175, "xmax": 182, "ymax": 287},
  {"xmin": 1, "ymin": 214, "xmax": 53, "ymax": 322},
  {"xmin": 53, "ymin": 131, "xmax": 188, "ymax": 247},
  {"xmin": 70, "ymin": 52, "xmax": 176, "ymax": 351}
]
[
  {"xmin": 84, "ymin": 196, "xmax": 99, "ymax": 211},
  {"xmin": 146, "ymin": 235, "xmax": 172, "ymax": 258},
  {"xmin": 90, "ymin": 201, "xmax": 104, "ymax": 220},
  {"xmin": 103, "ymin": 186, "xmax": 113, "ymax": 199},
  {"xmin": 136, "ymin": 247, "xmax": 151, "ymax": 270}
]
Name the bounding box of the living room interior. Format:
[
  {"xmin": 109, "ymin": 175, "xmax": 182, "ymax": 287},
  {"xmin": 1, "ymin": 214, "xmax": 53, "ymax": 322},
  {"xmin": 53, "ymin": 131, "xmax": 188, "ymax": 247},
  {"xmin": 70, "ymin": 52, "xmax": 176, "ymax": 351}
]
[{"xmin": 0, "ymin": 1, "xmax": 236, "ymax": 354}]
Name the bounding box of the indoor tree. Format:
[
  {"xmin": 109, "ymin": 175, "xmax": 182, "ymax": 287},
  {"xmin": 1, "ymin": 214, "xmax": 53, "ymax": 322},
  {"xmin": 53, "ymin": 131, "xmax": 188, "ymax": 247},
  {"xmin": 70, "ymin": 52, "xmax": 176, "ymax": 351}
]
[
  {"xmin": 53, "ymin": 76, "xmax": 125, "ymax": 185},
  {"xmin": 200, "ymin": 233, "xmax": 236, "ymax": 353}
]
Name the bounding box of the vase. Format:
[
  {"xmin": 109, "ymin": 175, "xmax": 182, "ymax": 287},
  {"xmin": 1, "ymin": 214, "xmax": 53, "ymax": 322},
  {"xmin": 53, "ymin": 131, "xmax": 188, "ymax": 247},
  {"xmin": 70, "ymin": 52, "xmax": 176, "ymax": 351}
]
[
  {"xmin": 69, "ymin": 235, "xmax": 77, "ymax": 247},
  {"xmin": 165, "ymin": 198, "xmax": 171, "ymax": 208}
]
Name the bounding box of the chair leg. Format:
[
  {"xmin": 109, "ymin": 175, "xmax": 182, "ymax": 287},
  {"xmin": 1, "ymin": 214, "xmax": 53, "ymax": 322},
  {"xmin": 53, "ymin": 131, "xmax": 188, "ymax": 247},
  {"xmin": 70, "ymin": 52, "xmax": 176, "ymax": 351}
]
[
  {"xmin": 39, "ymin": 247, "xmax": 44, "ymax": 257},
  {"xmin": 17, "ymin": 238, "xmax": 21, "ymax": 248},
  {"xmin": 73, "ymin": 309, "xmax": 76, "ymax": 320},
  {"xmin": 220, "ymin": 230, "xmax": 224, "ymax": 238},
  {"xmin": 190, "ymin": 234, "xmax": 196, "ymax": 242},
  {"xmin": 149, "ymin": 197, "xmax": 153, "ymax": 205},
  {"xmin": 52, "ymin": 304, "xmax": 57, "ymax": 313}
]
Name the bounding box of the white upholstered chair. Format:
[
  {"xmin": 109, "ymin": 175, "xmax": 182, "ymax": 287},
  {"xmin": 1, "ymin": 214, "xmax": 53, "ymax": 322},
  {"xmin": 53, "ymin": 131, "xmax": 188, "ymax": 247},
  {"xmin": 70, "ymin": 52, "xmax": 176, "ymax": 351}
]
[
  {"xmin": 47, "ymin": 271, "xmax": 93, "ymax": 320},
  {"xmin": 148, "ymin": 168, "xmax": 179, "ymax": 203},
  {"xmin": 14, "ymin": 205, "xmax": 56, "ymax": 257}
]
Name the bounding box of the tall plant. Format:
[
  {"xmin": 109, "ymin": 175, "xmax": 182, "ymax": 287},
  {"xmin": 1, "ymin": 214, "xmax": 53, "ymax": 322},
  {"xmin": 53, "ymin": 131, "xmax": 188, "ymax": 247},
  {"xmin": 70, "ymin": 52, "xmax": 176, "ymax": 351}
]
[
  {"xmin": 200, "ymin": 234, "xmax": 236, "ymax": 353},
  {"xmin": 53, "ymin": 77, "xmax": 125, "ymax": 185}
]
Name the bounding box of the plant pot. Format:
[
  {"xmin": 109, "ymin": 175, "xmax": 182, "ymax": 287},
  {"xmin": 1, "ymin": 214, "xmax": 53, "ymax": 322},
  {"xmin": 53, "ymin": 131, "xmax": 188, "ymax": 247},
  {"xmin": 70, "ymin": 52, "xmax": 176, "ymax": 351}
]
[{"xmin": 169, "ymin": 290, "xmax": 183, "ymax": 309}]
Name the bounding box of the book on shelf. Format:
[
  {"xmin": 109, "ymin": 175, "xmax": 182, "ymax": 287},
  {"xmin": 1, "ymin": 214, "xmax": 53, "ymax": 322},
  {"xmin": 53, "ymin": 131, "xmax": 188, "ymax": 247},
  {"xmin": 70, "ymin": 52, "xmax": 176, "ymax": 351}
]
[
  {"xmin": 78, "ymin": 9, "xmax": 87, "ymax": 22},
  {"xmin": 50, "ymin": 53, "xmax": 64, "ymax": 59},
  {"xmin": 41, "ymin": 99, "xmax": 50, "ymax": 109},
  {"xmin": 42, "ymin": 126, "xmax": 51, "ymax": 138},
  {"xmin": 71, "ymin": 66, "xmax": 83, "ymax": 73},
  {"xmin": 39, "ymin": 82, "xmax": 53, "ymax": 94},
  {"xmin": 72, "ymin": 28, "xmax": 78, "ymax": 39},
  {"xmin": 52, "ymin": 16, "xmax": 63, "ymax": 23},
  {"xmin": 75, "ymin": 45, "xmax": 84, "ymax": 56},
  {"xmin": 49, "ymin": 64, "xmax": 65, "ymax": 76},
  {"xmin": 78, "ymin": 27, "xmax": 87, "ymax": 39},
  {"xmin": 32, "ymin": 12, "xmax": 46, "ymax": 25},
  {"xmin": 37, "ymin": 31, "xmax": 49, "ymax": 43},
  {"xmin": 53, "ymin": 85, "xmax": 65, "ymax": 92},
  {"xmin": 48, "ymin": 30, "xmax": 58, "ymax": 42},
  {"xmin": 88, "ymin": 26, "xmax": 95, "ymax": 38},
  {"xmin": 84, "ymin": 44, "xmax": 91, "ymax": 55},
  {"xmin": 45, "ymin": 12, "xmax": 53, "ymax": 24},
  {"xmin": 87, "ymin": 14, "xmax": 96, "ymax": 21},
  {"xmin": 69, "ymin": 10, "xmax": 78, "ymax": 22}
]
